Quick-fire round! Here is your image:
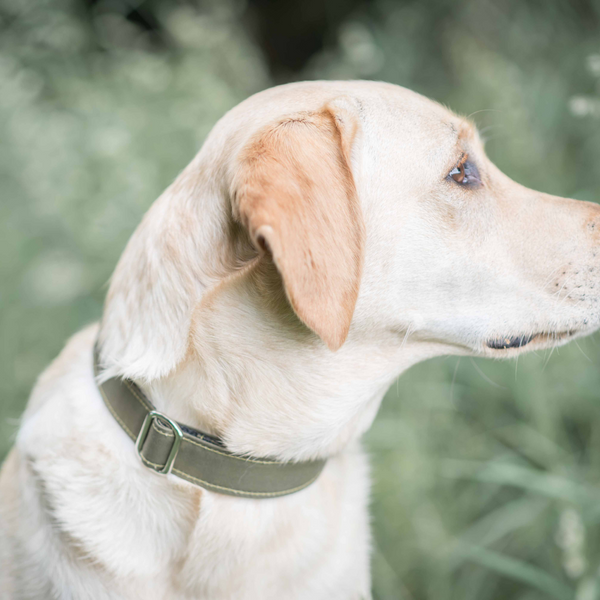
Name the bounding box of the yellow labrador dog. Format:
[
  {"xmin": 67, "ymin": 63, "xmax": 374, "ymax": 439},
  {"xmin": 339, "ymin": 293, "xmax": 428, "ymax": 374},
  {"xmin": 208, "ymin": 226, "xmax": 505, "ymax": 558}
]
[{"xmin": 1, "ymin": 80, "xmax": 599, "ymax": 599}]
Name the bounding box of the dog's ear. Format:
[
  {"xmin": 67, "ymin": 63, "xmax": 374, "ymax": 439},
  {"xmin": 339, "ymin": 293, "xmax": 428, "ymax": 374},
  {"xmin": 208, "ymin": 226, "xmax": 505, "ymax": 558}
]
[{"xmin": 233, "ymin": 101, "xmax": 365, "ymax": 350}]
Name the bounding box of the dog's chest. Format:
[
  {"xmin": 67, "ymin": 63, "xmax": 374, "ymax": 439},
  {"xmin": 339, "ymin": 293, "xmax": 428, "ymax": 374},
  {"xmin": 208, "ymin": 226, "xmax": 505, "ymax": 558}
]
[
  {"xmin": 6, "ymin": 328, "xmax": 372, "ymax": 598},
  {"xmin": 16, "ymin": 392, "xmax": 371, "ymax": 596}
]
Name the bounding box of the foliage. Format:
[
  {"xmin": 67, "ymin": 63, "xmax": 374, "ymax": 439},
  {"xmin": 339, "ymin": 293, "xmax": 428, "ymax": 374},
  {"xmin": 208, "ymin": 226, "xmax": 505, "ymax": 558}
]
[{"xmin": 2, "ymin": 0, "xmax": 600, "ymax": 598}]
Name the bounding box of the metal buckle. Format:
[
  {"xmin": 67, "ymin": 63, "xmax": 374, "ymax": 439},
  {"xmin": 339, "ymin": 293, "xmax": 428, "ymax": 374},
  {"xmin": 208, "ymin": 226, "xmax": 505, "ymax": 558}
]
[{"xmin": 136, "ymin": 410, "xmax": 183, "ymax": 475}]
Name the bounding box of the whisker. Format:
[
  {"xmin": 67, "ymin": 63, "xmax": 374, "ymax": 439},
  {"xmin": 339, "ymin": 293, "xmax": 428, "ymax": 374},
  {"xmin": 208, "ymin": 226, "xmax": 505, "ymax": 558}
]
[
  {"xmin": 400, "ymin": 325, "xmax": 412, "ymax": 349},
  {"xmin": 470, "ymin": 358, "xmax": 507, "ymax": 390},
  {"xmin": 542, "ymin": 345, "xmax": 556, "ymax": 371},
  {"xmin": 450, "ymin": 358, "xmax": 461, "ymax": 406},
  {"xmin": 575, "ymin": 340, "xmax": 592, "ymax": 363},
  {"xmin": 467, "ymin": 108, "xmax": 504, "ymax": 120},
  {"xmin": 482, "ymin": 131, "xmax": 510, "ymax": 145},
  {"xmin": 478, "ymin": 124, "xmax": 504, "ymax": 136},
  {"xmin": 553, "ymin": 274, "xmax": 578, "ymax": 311},
  {"xmin": 541, "ymin": 264, "xmax": 565, "ymax": 291}
]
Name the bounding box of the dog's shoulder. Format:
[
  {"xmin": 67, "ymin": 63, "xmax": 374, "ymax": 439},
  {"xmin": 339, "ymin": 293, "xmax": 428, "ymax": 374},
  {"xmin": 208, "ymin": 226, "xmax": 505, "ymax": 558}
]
[{"xmin": 22, "ymin": 322, "xmax": 100, "ymax": 422}]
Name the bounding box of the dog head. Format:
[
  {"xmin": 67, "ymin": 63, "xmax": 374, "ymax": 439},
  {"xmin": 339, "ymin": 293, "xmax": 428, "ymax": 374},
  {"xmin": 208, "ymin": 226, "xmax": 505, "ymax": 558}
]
[{"xmin": 98, "ymin": 81, "xmax": 600, "ymax": 382}]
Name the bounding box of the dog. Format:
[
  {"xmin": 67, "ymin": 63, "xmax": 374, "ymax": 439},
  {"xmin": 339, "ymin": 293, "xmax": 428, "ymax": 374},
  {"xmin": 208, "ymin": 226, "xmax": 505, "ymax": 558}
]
[{"xmin": 2, "ymin": 80, "xmax": 600, "ymax": 599}]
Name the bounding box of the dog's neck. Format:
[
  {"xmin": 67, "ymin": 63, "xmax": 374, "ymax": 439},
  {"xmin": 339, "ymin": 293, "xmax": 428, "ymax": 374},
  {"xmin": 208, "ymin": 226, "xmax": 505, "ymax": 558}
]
[
  {"xmin": 99, "ymin": 182, "xmax": 440, "ymax": 462},
  {"xmin": 137, "ymin": 264, "xmax": 434, "ymax": 462}
]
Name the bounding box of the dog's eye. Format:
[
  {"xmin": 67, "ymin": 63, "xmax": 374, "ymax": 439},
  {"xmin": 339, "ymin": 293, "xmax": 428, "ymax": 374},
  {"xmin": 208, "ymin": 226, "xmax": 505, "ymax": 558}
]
[
  {"xmin": 447, "ymin": 157, "xmax": 481, "ymax": 187},
  {"xmin": 449, "ymin": 165, "xmax": 465, "ymax": 184}
]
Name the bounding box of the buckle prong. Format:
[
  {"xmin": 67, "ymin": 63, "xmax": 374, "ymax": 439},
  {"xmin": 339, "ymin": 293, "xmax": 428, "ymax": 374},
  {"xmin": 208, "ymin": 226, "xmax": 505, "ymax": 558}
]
[{"xmin": 136, "ymin": 410, "xmax": 183, "ymax": 475}]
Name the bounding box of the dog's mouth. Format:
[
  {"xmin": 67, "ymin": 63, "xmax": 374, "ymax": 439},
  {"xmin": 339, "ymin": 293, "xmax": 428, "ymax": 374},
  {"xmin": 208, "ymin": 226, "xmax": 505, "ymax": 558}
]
[
  {"xmin": 486, "ymin": 334, "xmax": 536, "ymax": 350},
  {"xmin": 485, "ymin": 330, "xmax": 578, "ymax": 350}
]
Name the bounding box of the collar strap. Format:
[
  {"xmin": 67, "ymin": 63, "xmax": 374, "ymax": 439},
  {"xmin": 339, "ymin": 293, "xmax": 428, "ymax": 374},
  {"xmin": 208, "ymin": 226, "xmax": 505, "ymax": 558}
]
[{"xmin": 93, "ymin": 344, "xmax": 326, "ymax": 498}]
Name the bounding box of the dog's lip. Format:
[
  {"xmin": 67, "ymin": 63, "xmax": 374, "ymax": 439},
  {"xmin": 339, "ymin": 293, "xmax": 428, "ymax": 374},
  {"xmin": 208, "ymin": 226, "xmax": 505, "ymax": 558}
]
[
  {"xmin": 485, "ymin": 330, "xmax": 579, "ymax": 350},
  {"xmin": 486, "ymin": 334, "xmax": 537, "ymax": 350}
]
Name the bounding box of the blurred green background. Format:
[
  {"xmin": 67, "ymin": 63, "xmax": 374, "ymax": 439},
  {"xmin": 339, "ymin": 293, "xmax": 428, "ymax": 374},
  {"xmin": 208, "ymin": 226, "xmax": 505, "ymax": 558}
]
[{"xmin": 2, "ymin": 0, "xmax": 600, "ymax": 598}]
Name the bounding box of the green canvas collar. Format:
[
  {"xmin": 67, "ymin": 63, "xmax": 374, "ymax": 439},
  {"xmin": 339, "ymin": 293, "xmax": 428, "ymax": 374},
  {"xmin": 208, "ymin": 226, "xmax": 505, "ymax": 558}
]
[{"xmin": 93, "ymin": 344, "xmax": 326, "ymax": 498}]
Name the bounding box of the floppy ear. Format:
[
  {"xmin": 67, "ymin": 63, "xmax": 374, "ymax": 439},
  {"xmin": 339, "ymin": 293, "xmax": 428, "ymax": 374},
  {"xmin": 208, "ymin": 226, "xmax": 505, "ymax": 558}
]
[{"xmin": 233, "ymin": 101, "xmax": 365, "ymax": 350}]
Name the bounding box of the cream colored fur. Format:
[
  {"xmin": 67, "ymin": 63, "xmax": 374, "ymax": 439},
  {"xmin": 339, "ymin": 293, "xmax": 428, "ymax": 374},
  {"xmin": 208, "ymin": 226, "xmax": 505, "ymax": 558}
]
[{"xmin": 2, "ymin": 80, "xmax": 600, "ymax": 599}]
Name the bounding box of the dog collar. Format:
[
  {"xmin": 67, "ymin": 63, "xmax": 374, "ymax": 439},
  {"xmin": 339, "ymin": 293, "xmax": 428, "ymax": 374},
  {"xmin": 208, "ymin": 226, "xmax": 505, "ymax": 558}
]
[{"xmin": 93, "ymin": 344, "xmax": 326, "ymax": 498}]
